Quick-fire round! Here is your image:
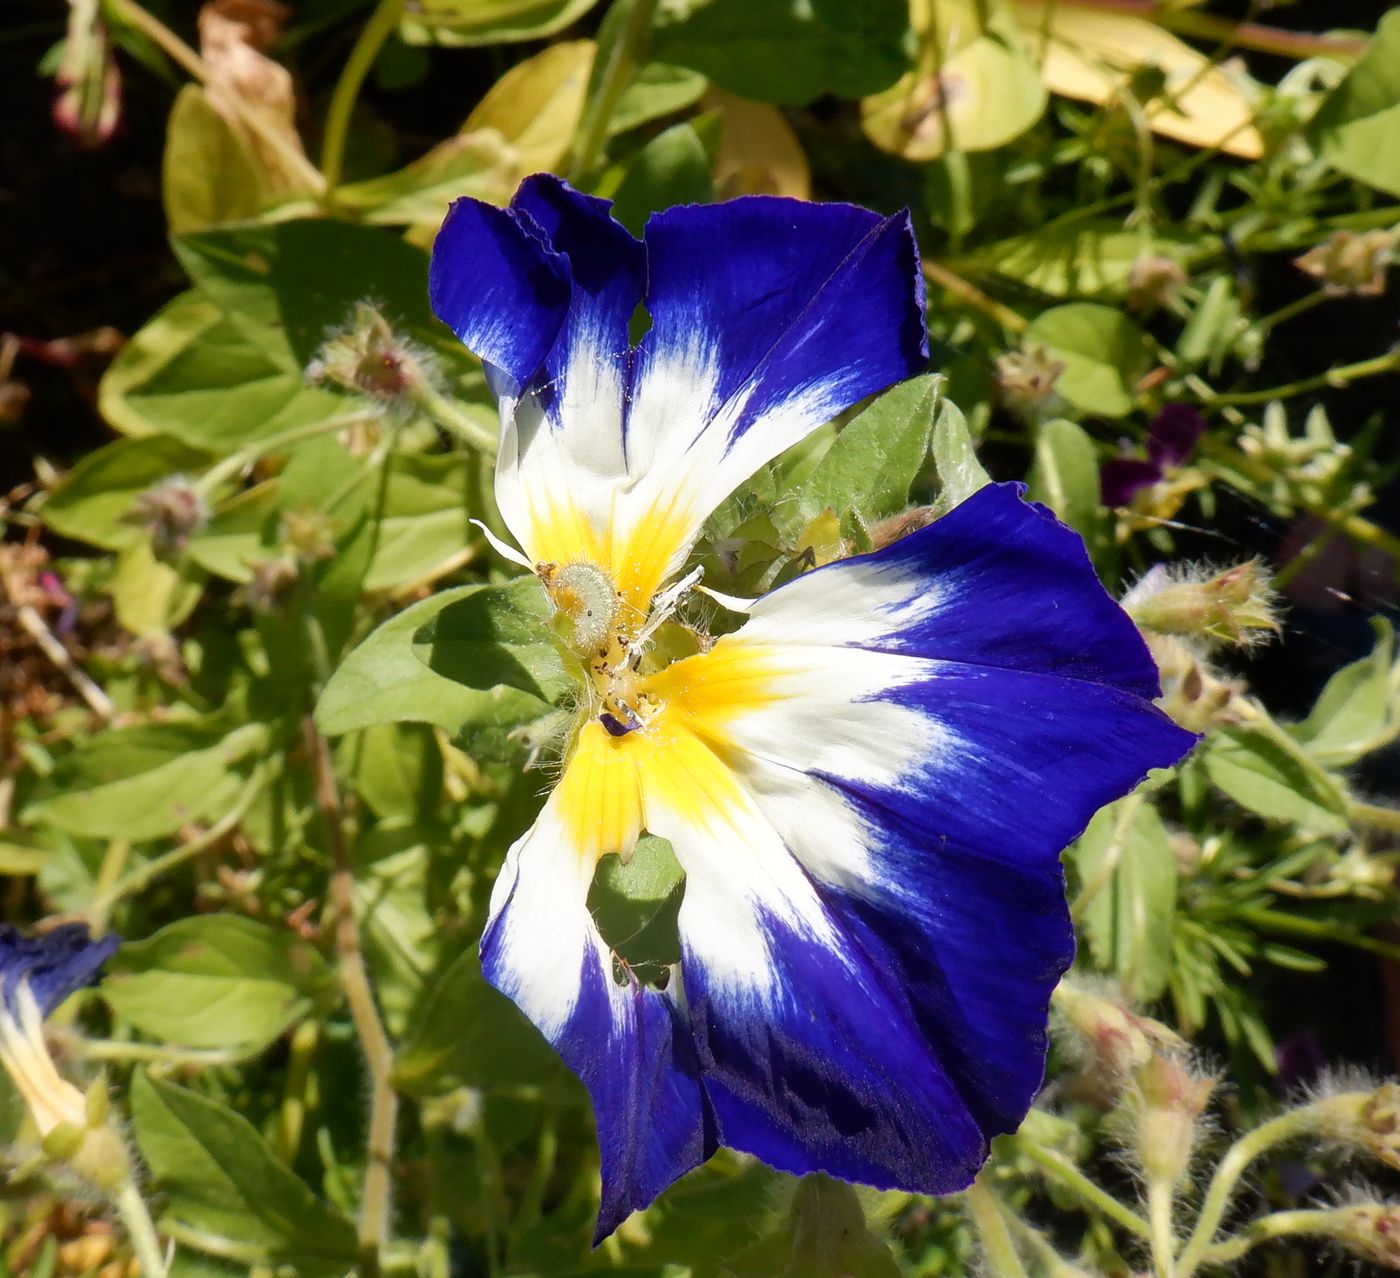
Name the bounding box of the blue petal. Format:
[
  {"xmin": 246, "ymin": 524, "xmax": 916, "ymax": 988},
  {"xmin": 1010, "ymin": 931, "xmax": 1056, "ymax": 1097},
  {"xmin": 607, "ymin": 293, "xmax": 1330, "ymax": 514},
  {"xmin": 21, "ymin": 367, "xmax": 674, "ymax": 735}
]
[
  {"xmin": 822, "ymin": 667, "xmax": 1191, "ymax": 1134},
  {"xmin": 428, "ymin": 197, "xmax": 571, "ymax": 395},
  {"xmin": 680, "ymin": 896, "xmax": 987, "ymax": 1195},
  {"xmin": 510, "ymin": 176, "xmax": 644, "ymax": 419},
  {"xmin": 632, "ymin": 198, "xmax": 928, "ymax": 453},
  {"xmin": 479, "ymin": 822, "xmax": 710, "ymax": 1241},
  {"xmin": 0, "ymin": 924, "xmax": 119, "ymax": 1019},
  {"xmin": 770, "ymin": 482, "xmax": 1169, "ymax": 698}
]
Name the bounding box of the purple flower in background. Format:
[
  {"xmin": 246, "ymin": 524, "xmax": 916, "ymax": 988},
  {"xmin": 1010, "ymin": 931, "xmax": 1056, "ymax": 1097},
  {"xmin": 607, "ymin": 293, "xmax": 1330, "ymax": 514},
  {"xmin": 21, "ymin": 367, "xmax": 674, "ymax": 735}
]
[{"xmin": 1101, "ymin": 404, "xmax": 1205, "ymax": 507}]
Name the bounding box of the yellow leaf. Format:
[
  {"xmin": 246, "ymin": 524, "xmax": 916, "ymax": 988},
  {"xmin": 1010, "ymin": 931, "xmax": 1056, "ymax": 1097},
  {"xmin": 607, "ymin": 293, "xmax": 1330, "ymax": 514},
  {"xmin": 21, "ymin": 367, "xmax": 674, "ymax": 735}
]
[
  {"xmin": 862, "ymin": 0, "xmax": 1046, "ymax": 160},
  {"xmin": 463, "ymin": 40, "xmax": 594, "ymax": 180},
  {"xmin": 1014, "ymin": 0, "xmax": 1264, "ymax": 158},
  {"xmin": 706, "ymin": 89, "xmax": 810, "ymax": 199},
  {"xmin": 163, "ymin": 85, "xmax": 268, "ymax": 234}
]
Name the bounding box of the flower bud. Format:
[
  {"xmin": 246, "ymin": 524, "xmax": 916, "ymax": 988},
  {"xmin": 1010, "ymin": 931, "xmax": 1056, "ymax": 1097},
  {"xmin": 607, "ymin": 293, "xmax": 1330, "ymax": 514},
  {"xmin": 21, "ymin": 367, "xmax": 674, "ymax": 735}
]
[
  {"xmin": 52, "ymin": 0, "xmax": 122, "ymax": 147},
  {"xmin": 125, "ymin": 476, "xmax": 209, "ymax": 560},
  {"xmin": 1127, "ymin": 253, "xmax": 1188, "ymax": 313},
  {"xmin": 305, "ymin": 301, "xmax": 439, "ymax": 410},
  {"xmin": 1294, "ymin": 229, "xmax": 1395, "ymax": 297},
  {"xmin": 1054, "ymin": 981, "xmax": 1185, "ymax": 1078},
  {"xmin": 279, "ymin": 509, "xmax": 337, "ymax": 564},
  {"xmin": 1123, "ymin": 561, "xmax": 1280, "ymax": 649},
  {"xmin": 1316, "ymin": 1202, "xmax": 1400, "ymax": 1268},
  {"xmin": 243, "ymin": 557, "xmax": 299, "ymax": 613},
  {"xmin": 1128, "ymin": 1054, "xmax": 1215, "ymax": 1187},
  {"xmin": 1141, "ymin": 633, "xmax": 1238, "ymax": 732},
  {"xmin": 994, "ymin": 348, "xmax": 1065, "ymax": 423}
]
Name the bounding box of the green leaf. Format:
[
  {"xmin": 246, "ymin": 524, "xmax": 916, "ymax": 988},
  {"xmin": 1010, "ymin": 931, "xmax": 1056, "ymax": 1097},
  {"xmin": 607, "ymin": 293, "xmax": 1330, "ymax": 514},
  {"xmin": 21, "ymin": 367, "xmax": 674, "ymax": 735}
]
[
  {"xmin": 96, "ymin": 288, "xmax": 348, "ymax": 454},
  {"xmin": 1022, "ymin": 303, "xmax": 1151, "ymax": 418},
  {"xmin": 1309, "ymin": 9, "xmax": 1400, "ymax": 198},
  {"xmin": 399, "ymin": 0, "xmax": 601, "ymax": 46},
  {"xmin": 1070, "ymin": 796, "xmax": 1176, "ymax": 1001},
  {"xmin": 335, "ymin": 131, "xmax": 514, "ymax": 226},
  {"xmin": 1203, "ymin": 723, "xmax": 1350, "ymax": 832},
  {"xmin": 1290, "ymin": 617, "xmax": 1399, "ymax": 766},
  {"xmin": 111, "ymin": 538, "xmax": 205, "ymax": 636},
  {"xmin": 787, "ymin": 374, "xmax": 938, "ymax": 537},
  {"xmin": 162, "ymin": 85, "xmax": 269, "ymax": 234},
  {"xmin": 610, "ymin": 121, "xmax": 715, "ymax": 236},
  {"xmin": 105, "ymin": 915, "xmax": 337, "ymax": 1050},
  {"xmin": 610, "ymin": 63, "xmax": 709, "ymax": 136},
  {"xmin": 394, "ymin": 948, "xmax": 568, "ymax": 1096},
  {"xmin": 1026, "ymin": 417, "xmax": 1101, "ymax": 540},
  {"xmin": 415, "ymin": 578, "xmax": 573, "ymax": 704},
  {"xmin": 653, "ymin": 0, "xmax": 909, "ymax": 105},
  {"xmin": 22, "ymin": 721, "xmax": 267, "ymax": 841},
  {"xmin": 965, "ymin": 224, "xmax": 1199, "ymax": 300},
  {"xmin": 316, "ymin": 586, "xmax": 551, "ymax": 737},
  {"xmin": 131, "ymin": 1072, "xmax": 356, "ymax": 1275},
  {"xmin": 172, "ymin": 219, "xmax": 460, "ymax": 373},
  {"xmin": 930, "ymin": 394, "xmax": 990, "ymax": 515},
  {"xmin": 362, "ymin": 453, "xmax": 478, "ymax": 592},
  {"xmin": 42, "ymin": 436, "xmax": 212, "ymax": 551},
  {"xmin": 588, "ymin": 833, "xmax": 686, "ymax": 976},
  {"xmin": 350, "ymin": 723, "xmax": 444, "ymax": 822}
]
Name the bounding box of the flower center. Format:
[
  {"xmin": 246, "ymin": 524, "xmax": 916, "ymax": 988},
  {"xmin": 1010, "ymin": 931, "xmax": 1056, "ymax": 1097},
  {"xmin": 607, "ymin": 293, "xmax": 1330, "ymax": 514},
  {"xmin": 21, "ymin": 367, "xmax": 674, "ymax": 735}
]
[{"xmin": 540, "ymin": 559, "xmax": 704, "ymax": 737}]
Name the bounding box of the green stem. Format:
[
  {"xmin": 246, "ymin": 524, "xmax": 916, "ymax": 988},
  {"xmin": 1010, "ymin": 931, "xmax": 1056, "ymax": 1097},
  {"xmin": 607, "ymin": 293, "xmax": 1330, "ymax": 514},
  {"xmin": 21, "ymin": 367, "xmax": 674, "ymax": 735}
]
[
  {"xmin": 1005, "ymin": 1134, "xmax": 1152, "ymax": 1240},
  {"xmin": 964, "ymin": 1180, "xmax": 1029, "ymax": 1278},
  {"xmin": 565, "ymin": 0, "xmax": 660, "ymax": 182},
  {"xmin": 412, "ymin": 385, "xmax": 499, "ymax": 454},
  {"xmin": 62, "ymin": 1036, "xmax": 260, "ymax": 1068},
  {"xmin": 320, "ymin": 0, "xmax": 405, "ymax": 203},
  {"xmin": 1234, "ymin": 905, "xmax": 1400, "ymax": 964},
  {"xmin": 101, "ymin": 0, "xmax": 324, "ymax": 192},
  {"xmin": 1148, "ymin": 1179, "xmax": 1178, "ymax": 1278},
  {"xmin": 197, "ymin": 413, "xmax": 374, "ymax": 497},
  {"xmin": 1256, "ymin": 290, "xmax": 1330, "ymax": 335},
  {"xmin": 113, "ymin": 1181, "xmax": 168, "ymax": 1278},
  {"xmin": 278, "ymin": 1020, "xmax": 320, "ymax": 1164},
  {"xmin": 85, "ymin": 770, "xmax": 268, "ymax": 922},
  {"xmin": 1199, "ymin": 1209, "xmax": 1342, "ymax": 1267},
  {"xmin": 1199, "ymin": 349, "xmax": 1400, "ymax": 408},
  {"xmin": 1174, "ymin": 1110, "xmax": 1310, "ymax": 1277},
  {"xmin": 1350, "ymin": 801, "xmax": 1400, "ymax": 834}
]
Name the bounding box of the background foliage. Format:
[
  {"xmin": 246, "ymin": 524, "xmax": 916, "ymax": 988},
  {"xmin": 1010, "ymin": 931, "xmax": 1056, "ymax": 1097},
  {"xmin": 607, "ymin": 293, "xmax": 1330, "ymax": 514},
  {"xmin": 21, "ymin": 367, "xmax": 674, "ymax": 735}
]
[{"xmin": 4, "ymin": 0, "xmax": 1400, "ymax": 1274}]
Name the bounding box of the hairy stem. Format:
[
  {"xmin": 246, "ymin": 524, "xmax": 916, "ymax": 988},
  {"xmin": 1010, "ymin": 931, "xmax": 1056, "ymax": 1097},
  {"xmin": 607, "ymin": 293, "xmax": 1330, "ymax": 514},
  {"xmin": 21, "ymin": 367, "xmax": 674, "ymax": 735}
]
[
  {"xmin": 1148, "ymin": 1178, "xmax": 1178, "ymax": 1278},
  {"xmin": 964, "ymin": 1179, "xmax": 1029, "ymax": 1278},
  {"xmin": 113, "ymin": 1181, "xmax": 168, "ymax": 1278},
  {"xmin": 304, "ymin": 716, "xmax": 397, "ymax": 1278},
  {"xmin": 1005, "ymin": 1134, "xmax": 1153, "ymax": 1240}
]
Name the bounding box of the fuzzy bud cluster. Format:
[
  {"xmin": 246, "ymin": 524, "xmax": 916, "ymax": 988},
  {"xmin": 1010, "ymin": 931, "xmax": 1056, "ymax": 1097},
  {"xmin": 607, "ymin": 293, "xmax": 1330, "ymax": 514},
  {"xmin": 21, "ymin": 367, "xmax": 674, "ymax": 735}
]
[
  {"xmin": 124, "ymin": 476, "xmax": 209, "ymax": 560},
  {"xmin": 1127, "ymin": 1052, "xmax": 1216, "ymax": 1187},
  {"xmin": 1294, "ymin": 229, "xmax": 1396, "ymax": 297},
  {"xmin": 1054, "ymin": 981, "xmax": 1185, "ymax": 1078},
  {"xmin": 305, "ymin": 300, "xmax": 439, "ymax": 411},
  {"xmin": 994, "ymin": 348, "xmax": 1065, "ymax": 424},
  {"xmin": 1123, "ymin": 560, "xmax": 1280, "ymax": 650}
]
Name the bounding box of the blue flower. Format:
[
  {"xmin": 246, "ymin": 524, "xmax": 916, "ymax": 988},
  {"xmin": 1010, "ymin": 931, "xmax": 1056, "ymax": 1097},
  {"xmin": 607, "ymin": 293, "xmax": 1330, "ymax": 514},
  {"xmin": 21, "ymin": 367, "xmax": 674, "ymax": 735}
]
[
  {"xmin": 430, "ymin": 175, "xmax": 1197, "ymax": 1239},
  {"xmin": 0, "ymin": 924, "xmax": 118, "ymax": 1137}
]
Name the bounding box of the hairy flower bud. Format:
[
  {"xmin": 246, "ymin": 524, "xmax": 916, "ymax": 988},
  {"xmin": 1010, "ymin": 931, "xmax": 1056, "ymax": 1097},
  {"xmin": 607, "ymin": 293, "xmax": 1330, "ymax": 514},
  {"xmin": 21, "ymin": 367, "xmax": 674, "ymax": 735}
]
[
  {"xmin": 1054, "ymin": 982, "xmax": 1185, "ymax": 1078},
  {"xmin": 994, "ymin": 348, "xmax": 1065, "ymax": 423},
  {"xmin": 1323, "ymin": 1202, "xmax": 1400, "ymax": 1268},
  {"xmin": 305, "ymin": 300, "xmax": 439, "ymax": 410},
  {"xmin": 52, "ymin": 0, "xmax": 121, "ymax": 147},
  {"xmin": 124, "ymin": 476, "xmax": 208, "ymax": 560},
  {"xmin": 1123, "ymin": 561, "xmax": 1280, "ymax": 649},
  {"xmin": 1127, "ymin": 1054, "xmax": 1215, "ymax": 1186},
  {"xmin": 1128, "ymin": 253, "xmax": 1188, "ymax": 313}
]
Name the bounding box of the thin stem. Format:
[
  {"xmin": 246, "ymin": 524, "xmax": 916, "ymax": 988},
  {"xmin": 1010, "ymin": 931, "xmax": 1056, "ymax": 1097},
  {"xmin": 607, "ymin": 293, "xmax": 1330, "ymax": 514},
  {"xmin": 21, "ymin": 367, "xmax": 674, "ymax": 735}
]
[
  {"xmin": 14, "ymin": 604, "xmax": 115, "ymax": 723},
  {"xmin": 197, "ymin": 412, "xmax": 375, "ymax": 496},
  {"xmin": 320, "ymin": 0, "xmax": 404, "ymax": 203},
  {"xmin": 113, "ymin": 1181, "xmax": 169, "ymax": 1278},
  {"xmin": 412, "ymin": 385, "xmax": 499, "ymax": 454},
  {"xmin": 1256, "ymin": 290, "xmax": 1329, "ymax": 336},
  {"xmin": 565, "ymin": 0, "xmax": 660, "ymax": 182},
  {"xmin": 964, "ymin": 1179, "xmax": 1029, "ymax": 1278},
  {"xmin": 1199, "ymin": 349, "xmax": 1400, "ymax": 408},
  {"xmin": 1175, "ymin": 1111, "xmax": 1305, "ymax": 1277},
  {"xmin": 85, "ymin": 771, "xmax": 267, "ymax": 922},
  {"xmin": 1234, "ymin": 905, "xmax": 1400, "ymax": 964},
  {"xmin": 1005, "ymin": 1134, "xmax": 1152, "ymax": 1240},
  {"xmin": 278, "ymin": 1020, "xmax": 320, "ymax": 1164},
  {"xmin": 1148, "ymin": 1178, "xmax": 1178, "ymax": 1278},
  {"xmin": 1350, "ymin": 801, "xmax": 1400, "ymax": 834},
  {"xmin": 60, "ymin": 1035, "xmax": 259, "ymax": 1068},
  {"xmin": 922, "ymin": 259, "xmax": 1028, "ymax": 333},
  {"xmin": 304, "ymin": 716, "xmax": 397, "ymax": 1278},
  {"xmin": 101, "ymin": 0, "xmax": 324, "ymax": 193},
  {"xmin": 1200, "ymin": 1209, "xmax": 1341, "ymax": 1267}
]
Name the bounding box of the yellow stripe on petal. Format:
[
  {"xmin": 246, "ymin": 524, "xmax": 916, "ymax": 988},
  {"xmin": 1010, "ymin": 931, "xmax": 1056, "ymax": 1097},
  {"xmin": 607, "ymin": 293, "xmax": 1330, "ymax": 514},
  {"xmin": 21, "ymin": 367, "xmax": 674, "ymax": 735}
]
[
  {"xmin": 646, "ymin": 638, "xmax": 801, "ymax": 750},
  {"xmin": 557, "ymin": 720, "xmax": 644, "ymax": 865}
]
